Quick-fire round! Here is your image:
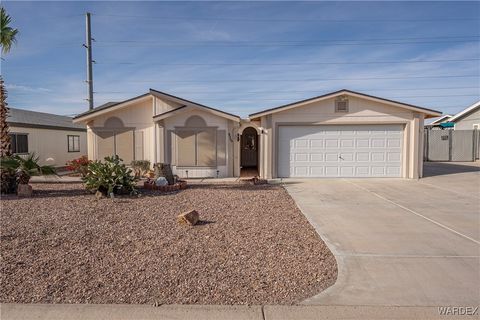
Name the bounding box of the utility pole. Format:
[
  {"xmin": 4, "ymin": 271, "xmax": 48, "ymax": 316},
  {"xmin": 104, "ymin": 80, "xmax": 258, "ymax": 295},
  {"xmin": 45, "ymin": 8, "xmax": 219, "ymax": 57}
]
[{"xmin": 84, "ymin": 12, "xmax": 94, "ymax": 110}]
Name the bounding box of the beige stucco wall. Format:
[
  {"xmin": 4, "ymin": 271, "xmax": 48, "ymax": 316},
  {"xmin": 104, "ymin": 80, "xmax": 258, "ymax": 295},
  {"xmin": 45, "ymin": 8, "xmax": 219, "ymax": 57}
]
[
  {"xmin": 162, "ymin": 108, "xmax": 235, "ymax": 178},
  {"xmin": 257, "ymin": 95, "xmax": 425, "ymax": 179},
  {"xmin": 9, "ymin": 126, "xmax": 87, "ymax": 167},
  {"xmin": 83, "ymin": 96, "xmax": 238, "ymax": 178},
  {"xmin": 86, "ymin": 98, "xmax": 155, "ymax": 163},
  {"xmin": 454, "ymin": 108, "xmax": 480, "ymax": 130}
]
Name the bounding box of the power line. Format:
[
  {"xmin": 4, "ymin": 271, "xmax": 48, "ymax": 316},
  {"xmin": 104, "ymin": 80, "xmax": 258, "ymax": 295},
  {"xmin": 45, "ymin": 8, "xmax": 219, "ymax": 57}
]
[
  {"xmin": 94, "ymin": 87, "xmax": 480, "ymax": 94},
  {"xmin": 9, "ymin": 86, "xmax": 479, "ymax": 96},
  {"xmin": 94, "ymin": 39, "xmax": 479, "ymax": 47},
  {"xmin": 93, "ymin": 14, "xmax": 480, "ymax": 22},
  {"xmin": 96, "ymin": 35, "xmax": 480, "ymax": 44},
  {"xmin": 100, "ymin": 35, "xmax": 480, "ymax": 41},
  {"xmin": 94, "ymin": 58, "xmax": 480, "ymax": 66},
  {"xmin": 92, "ymin": 93, "xmax": 478, "ymax": 99},
  {"xmin": 123, "ymin": 74, "xmax": 480, "ymax": 83}
]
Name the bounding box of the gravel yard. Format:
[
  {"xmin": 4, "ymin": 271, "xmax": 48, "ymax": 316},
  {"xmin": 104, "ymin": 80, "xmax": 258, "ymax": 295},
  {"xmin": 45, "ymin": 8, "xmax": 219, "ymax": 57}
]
[{"xmin": 0, "ymin": 182, "xmax": 337, "ymax": 305}]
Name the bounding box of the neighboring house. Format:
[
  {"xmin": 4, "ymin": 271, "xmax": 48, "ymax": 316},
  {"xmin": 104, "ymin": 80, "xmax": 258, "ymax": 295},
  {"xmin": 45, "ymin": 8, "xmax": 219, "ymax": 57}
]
[
  {"xmin": 8, "ymin": 108, "xmax": 87, "ymax": 167},
  {"xmin": 424, "ymin": 114, "xmax": 452, "ymax": 129},
  {"xmin": 73, "ymin": 89, "xmax": 441, "ymax": 179},
  {"xmin": 446, "ymin": 101, "xmax": 480, "ymax": 130}
]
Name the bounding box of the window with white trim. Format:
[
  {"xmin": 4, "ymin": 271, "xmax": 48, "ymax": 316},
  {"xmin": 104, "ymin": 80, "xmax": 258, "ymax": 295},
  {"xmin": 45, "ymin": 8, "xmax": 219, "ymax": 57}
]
[
  {"xmin": 9, "ymin": 133, "xmax": 28, "ymax": 154},
  {"xmin": 68, "ymin": 135, "xmax": 80, "ymax": 152}
]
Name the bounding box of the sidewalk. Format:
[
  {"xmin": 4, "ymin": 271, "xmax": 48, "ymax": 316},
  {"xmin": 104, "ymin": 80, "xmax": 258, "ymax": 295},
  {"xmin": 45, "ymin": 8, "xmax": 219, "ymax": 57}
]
[
  {"xmin": 29, "ymin": 175, "xmax": 82, "ymax": 183},
  {"xmin": 2, "ymin": 304, "xmax": 476, "ymax": 320}
]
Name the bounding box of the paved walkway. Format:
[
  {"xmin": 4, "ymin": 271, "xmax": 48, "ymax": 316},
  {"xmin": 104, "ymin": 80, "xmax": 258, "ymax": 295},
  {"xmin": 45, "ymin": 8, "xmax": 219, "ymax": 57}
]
[
  {"xmin": 30, "ymin": 175, "xmax": 82, "ymax": 183},
  {"xmin": 284, "ymin": 162, "xmax": 480, "ymax": 306},
  {"xmin": 3, "ymin": 304, "xmax": 477, "ymax": 319}
]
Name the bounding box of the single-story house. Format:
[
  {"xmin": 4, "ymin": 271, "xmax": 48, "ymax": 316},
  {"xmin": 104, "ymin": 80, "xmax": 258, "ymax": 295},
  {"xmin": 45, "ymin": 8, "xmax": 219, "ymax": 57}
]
[
  {"xmin": 73, "ymin": 89, "xmax": 441, "ymax": 179},
  {"xmin": 8, "ymin": 108, "xmax": 87, "ymax": 167},
  {"xmin": 424, "ymin": 114, "xmax": 452, "ymax": 129},
  {"xmin": 445, "ymin": 101, "xmax": 480, "ymax": 130}
]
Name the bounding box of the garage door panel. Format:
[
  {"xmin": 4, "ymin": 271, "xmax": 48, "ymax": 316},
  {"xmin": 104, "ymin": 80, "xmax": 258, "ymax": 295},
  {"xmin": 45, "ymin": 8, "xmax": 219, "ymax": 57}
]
[
  {"xmin": 356, "ymin": 152, "xmax": 370, "ymax": 161},
  {"xmin": 310, "ymin": 167, "xmax": 324, "ymax": 175},
  {"xmin": 325, "ymin": 139, "xmax": 339, "ymax": 148},
  {"xmin": 278, "ymin": 125, "xmax": 403, "ymax": 178},
  {"xmin": 342, "ymin": 153, "xmax": 354, "ymax": 161},
  {"xmin": 356, "ymin": 166, "xmax": 370, "ymax": 175},
  {"xmin": 325, "ymin": 153, "xmax": 339, "ymax": 162},
  {"xmin": 356, "ymin": 139, "xmax": 370, "ymax": 148},
  {"xmin": 387, "ymin": 152, "xmax": 401, "ymax": 161},
  {"xmin": 340, "ymin": 167, "xmax": 354, "ymax": 176},
  {"xmin": 310, "ymin": 139, "xmax": 324, "ymax": 148},
  {"xmin": 325, "ymin": 167, "xmax": 339, "ymax": 176}
]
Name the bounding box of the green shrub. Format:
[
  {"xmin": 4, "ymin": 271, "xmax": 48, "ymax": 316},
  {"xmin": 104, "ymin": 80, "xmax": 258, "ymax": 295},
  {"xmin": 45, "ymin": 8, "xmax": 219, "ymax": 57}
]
[
  {"xmin": 0, "ymin": 153, "xmax": 56, "ymax": 193},
  {"xmin": 83, "ymin": 155, "xmax": 138, "ymax": 196},
  {"xmin": 131, "ymin": 160, "xmax": 150, "ymax": 178}
]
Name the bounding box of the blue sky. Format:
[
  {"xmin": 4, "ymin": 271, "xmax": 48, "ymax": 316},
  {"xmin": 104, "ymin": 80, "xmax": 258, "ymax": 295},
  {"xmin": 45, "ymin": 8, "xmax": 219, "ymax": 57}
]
[{"xmin": 2, "ymin": 1, "xmax": 479, "ymax": 118}]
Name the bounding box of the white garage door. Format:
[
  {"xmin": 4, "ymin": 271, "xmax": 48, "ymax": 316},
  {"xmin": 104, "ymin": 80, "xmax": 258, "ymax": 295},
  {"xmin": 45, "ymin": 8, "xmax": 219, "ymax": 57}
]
[{"xmin": 278, "ymin": 125, "xmax": 403, "ymax": 177}]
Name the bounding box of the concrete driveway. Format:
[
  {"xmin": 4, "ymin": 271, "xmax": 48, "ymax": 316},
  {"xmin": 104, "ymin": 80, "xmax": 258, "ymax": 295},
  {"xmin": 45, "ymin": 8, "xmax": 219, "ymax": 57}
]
[{"xmin": 284, "ymin": 162, "xmax": 480, "ymax": 306}]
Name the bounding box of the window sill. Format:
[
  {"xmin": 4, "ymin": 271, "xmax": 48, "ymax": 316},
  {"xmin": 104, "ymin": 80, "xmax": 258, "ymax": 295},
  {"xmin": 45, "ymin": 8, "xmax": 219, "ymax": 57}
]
[{"xmin": 176, "ymin": 166, "xmax": 217, "ymax": 169}]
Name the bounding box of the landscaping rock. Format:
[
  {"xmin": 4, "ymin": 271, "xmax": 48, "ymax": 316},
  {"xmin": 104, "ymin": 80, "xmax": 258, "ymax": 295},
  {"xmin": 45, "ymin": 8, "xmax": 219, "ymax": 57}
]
[
  {"xmin": 16, "ymin": 184, "xmax": 32, "ymax": 197},
  {"xmin": 1, "ymin": 182, "xmax": 337, "ymax": 305},
  {"xmin": 177, "ymin": 210, "xmax": 199, "ymax": 226},
  {"xmin": 95, "ymin": 190, "xmax": 105, "ymax": 200},
  {"xmin": 155, "ymin": 177, "xmax": 168, "ymax": 186}
]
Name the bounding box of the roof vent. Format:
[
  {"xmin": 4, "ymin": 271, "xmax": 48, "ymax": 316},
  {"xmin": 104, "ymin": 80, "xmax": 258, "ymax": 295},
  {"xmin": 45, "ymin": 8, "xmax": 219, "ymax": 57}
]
[{"xmin": 335, "ymin": 95, "xmax": 349, "ymax": 113}]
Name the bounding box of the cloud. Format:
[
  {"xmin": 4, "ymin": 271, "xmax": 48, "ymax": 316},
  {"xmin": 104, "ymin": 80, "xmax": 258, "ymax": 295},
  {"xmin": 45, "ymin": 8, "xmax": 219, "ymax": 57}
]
[{"xmin": 5, "ymin": 84, "xmax": 52, "ymax": 93}]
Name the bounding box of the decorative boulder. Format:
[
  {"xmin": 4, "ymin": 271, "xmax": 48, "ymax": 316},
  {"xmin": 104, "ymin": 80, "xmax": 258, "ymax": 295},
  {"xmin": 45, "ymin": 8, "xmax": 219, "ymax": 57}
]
[
  {"xmin": 17, "ymin": 184, "xmax": 33, "ymax": 197},
  {"xmin": 95, "ymin": 190, "xmax": 105, "ymax": 199},
  {"xmin": 177, "ymin": 210, "xmax": 199, "ymax": 226},
  {"xmin": 155, "ymin": 177, "xmax": 168, "ymax": 186}
]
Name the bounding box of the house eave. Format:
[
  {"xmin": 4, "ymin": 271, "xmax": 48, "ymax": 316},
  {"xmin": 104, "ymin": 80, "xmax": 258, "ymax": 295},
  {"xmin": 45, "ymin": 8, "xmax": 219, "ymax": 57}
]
[
  {"xmin": 249, "ymin": 89, "xmax": 442, "ymax": 119},
  {"xmin": 72, "ymin": 93, "xmax": 152, "ymax": 123}
]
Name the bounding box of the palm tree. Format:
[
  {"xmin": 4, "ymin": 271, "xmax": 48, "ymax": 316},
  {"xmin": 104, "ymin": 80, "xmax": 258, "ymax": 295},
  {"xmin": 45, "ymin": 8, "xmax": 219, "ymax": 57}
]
[{"xmin": 1, "ymin": 7, "xmax": 19, "ymax": 157}]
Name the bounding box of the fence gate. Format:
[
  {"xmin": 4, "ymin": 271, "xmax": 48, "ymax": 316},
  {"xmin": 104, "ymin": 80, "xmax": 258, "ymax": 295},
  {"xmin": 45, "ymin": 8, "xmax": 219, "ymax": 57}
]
[{"xmin": 425, "ymin": 129, "xmax": 477, "ymax": 162}]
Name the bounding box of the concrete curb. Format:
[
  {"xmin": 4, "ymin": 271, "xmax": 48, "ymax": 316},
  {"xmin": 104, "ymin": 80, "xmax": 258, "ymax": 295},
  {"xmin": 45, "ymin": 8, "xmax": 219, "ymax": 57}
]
[{"xmin": 2, "ymin": 304, "xmax": 477, "ymax": 320}]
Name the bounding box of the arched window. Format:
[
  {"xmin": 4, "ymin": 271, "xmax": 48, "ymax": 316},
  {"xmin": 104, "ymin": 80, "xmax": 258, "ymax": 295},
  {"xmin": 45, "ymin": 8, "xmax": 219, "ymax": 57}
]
[
  {"xmin": 185, "ymin": 115, "xmax": 207, "ymax": 128},
  {"xmin": 104, "ymin": 117, "xmax": 124, "ymax": 128}
]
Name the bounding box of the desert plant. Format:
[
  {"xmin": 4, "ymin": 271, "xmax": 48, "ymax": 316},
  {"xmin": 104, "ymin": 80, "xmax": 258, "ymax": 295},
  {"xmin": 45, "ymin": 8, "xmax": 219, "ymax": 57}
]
[
  {"xmin": 0, "ymin": 153, "xmax": 56, "ymax": 193},
  {"xmin": 66, "ymin": 155, "xmax": 90, "ymax": 177},
  {"xmin": 0, "ymin": 164, "xmax": 16, "ymax": 193},
  {"xmin": 83, "ymin": 155, "xmax": 138, "ymax": 196},
  {"xmin": 131, "ymin": 160, "xmax": 150, "ymax": 178}
]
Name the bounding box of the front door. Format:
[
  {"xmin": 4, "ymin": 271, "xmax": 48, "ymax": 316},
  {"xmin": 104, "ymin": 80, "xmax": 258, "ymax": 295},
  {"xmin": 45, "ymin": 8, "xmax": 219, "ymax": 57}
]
[{"xmin": 241, "ymin": 127, "xmax": 258, "ymax": 168}]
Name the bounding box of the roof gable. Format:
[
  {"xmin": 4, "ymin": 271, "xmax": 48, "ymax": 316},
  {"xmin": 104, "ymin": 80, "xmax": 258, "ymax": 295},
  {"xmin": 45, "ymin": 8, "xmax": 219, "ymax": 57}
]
[
  {"xmin": 149, "ymin": 89, "xmax": 240, "ymax": 121},
  {"xmin": 448, "ymin": 101, "xmax": 480, "ymax": 122},
  {"xmin": 73, "ymin": 89, "xmax": 240, "ymax": 123},
  {"xmin": 249, "ymin": 89, "xmax": 442, "ymax": 119}
]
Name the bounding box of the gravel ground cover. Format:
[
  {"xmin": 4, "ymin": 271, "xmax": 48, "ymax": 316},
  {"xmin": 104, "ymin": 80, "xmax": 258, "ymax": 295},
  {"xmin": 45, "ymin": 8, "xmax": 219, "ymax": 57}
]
[{"xmin": 0, "ymin": 182, "xmax": 337, "ymax": 305}]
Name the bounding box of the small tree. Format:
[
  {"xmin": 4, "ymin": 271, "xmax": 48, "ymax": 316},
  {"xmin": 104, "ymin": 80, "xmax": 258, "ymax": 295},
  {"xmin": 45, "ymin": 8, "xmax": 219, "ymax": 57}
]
[{"xmin": 1, "ymin": 7, "xmax": 19, "ymax": 157}]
